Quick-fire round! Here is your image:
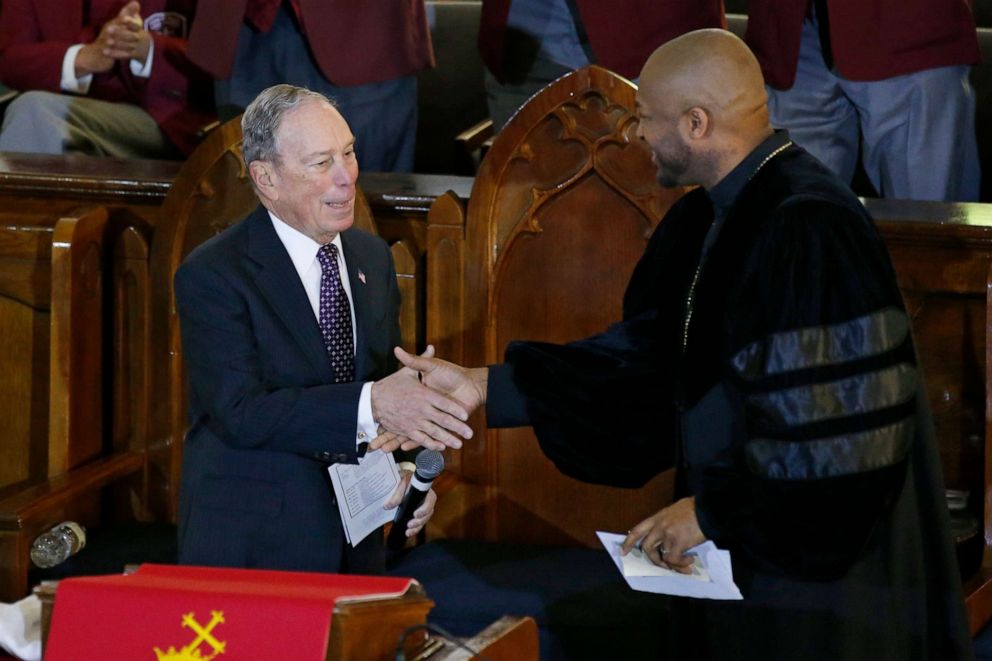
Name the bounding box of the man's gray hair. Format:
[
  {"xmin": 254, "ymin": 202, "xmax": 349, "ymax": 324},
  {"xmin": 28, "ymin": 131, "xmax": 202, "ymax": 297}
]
[{"xmin": 241, "ymin": 84, "xmax": 334, "ymax": 166}]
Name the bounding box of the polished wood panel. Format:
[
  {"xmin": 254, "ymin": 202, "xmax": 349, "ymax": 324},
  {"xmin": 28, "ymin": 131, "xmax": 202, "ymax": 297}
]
[
  {"xmin": 0, "ymin": 206, "xmax": 145, "ymax": 602},
  {"xmin": 869, "ymin": 200, "xmax": 992, "ymax": 634},
  {"xmin": 431, "ymin": 615, "xmax": 540, "ymax": 661},
  {"xmin": 0, "ymin": 213, "xmax": 51, "ymax": 492},
  {"xmin": 326, "ymin": 586, "xmax": 435, "ymax": 660},
  {"xmin": 49, "ymin": 208, "xmax": 108, "ymax": 476}
]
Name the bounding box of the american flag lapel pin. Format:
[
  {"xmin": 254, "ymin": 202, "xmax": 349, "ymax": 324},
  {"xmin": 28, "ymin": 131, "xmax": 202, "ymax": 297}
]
[{"xmin": 358, "ymin": 270, "xmax": 366, "ymax": 284}]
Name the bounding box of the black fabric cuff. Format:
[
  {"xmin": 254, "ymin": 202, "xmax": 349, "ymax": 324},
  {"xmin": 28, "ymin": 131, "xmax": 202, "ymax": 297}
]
[{"xmin": 485, "ymin": 363, "xmax": 531, "ymax": 428}]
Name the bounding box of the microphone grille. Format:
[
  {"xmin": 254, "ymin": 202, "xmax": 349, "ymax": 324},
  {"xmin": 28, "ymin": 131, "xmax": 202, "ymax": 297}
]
[{"xmin": 414, "ymin": 450, "xmax": 445, "ymax": 479}]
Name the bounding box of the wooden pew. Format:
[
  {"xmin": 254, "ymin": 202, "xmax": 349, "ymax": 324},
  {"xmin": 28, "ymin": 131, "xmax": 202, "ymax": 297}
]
[
  {"xmin": 871, "ymin": 198, "xmax": 992, "ymax": 634},
  {"xmin": 0, "ymin": 152, "xmax": 180, "ymax": 228},
  {"xmin": 0, "ymin": 206, "xmax": 144, "ymax": 602}
]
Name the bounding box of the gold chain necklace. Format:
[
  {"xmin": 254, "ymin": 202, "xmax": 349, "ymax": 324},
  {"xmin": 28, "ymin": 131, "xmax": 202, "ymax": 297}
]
[
  {"xmin": 681, "ymin": 140, "xmax": 793, "ymax": 352},
  {"xmin": 749, "ymin": 140, "xmax": 793, "ymax": 181}
]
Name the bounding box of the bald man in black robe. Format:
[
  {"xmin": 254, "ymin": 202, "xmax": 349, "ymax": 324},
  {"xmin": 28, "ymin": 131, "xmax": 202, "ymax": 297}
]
[{"xmin": 378, "ymin": 29, "xmax": 972, "ymax": 660}]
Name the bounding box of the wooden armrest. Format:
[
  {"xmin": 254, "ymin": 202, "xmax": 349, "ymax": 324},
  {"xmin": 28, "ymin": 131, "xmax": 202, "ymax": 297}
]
[
  {"xmin": 195, "ymin": 119, "xmax": 222, "ymax": 142},
  {"xmin": 0, "ymin": 451, "xmax": 144, "ymax": 529},
  {"xmin": 455, "ymin": 119, "xmax": 495, "ymax": 153}
]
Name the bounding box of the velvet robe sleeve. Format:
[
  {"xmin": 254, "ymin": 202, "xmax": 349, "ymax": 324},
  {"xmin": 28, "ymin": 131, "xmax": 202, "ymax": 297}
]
[
  {"xmin": 497, "ymin": 308, "xmax": 679, "ymax": 488},
  {"xmin": 693, "ymin": 199, "xmax": 916, "ymax": 581}
]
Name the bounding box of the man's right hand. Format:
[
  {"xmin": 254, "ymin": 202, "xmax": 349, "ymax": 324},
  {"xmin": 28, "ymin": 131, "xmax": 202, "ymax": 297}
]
[
  {"xmin": 371, "ymin": 350, "xmax": 473, "ymax": 451},
  {"xmin": 371, "ymin": 347, "xmax": 489, "ymax": 452},
  {"xmin": 76, "ymin": 1, "xmax": 150, "ymax": 76},
  {"xmin": 394, "ymin": 346, "xmax": 488, "ymax": 413}
]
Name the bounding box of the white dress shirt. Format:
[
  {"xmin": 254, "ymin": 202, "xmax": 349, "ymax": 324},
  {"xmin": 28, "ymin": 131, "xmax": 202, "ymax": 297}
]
[
  {"xmin": 269, "ymin": 212, "xmax": 378, "ymax": 449},
  {"xmin": 61, "ymin": 42, "xmax": 155, "ymax": 94}
]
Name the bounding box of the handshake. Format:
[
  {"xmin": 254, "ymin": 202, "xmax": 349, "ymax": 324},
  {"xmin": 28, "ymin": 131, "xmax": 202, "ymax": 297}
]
[{"xmin": 369, "ymin": 346, "xmax": 489, "ymax": 453}]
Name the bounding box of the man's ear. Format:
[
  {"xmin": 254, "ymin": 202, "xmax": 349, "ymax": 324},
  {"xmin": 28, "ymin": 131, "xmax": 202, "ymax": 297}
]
[
  {"xmin": 249, "ymin": 160, "xmax": 279, "ymax": 202},
  {"xmin": 682, "ymin": 107, "xmax": 712, "ymax": 140}
]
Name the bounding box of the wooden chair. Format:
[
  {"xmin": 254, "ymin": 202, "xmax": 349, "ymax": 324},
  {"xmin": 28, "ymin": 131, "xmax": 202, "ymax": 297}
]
[
  {"xmin": 0, "ymin": 206, "xmax": 145, "ymax": 601},
  {"xmin": 139, "ymin": 116, "xmax": 420, "ymax": 521},
  {"xmin": 427, "ymin": 65, "xmax": 684, "ymax": 548},
  {"xmin": 400, "ymin": 65, "xmax": 685, "ymax": 659}
]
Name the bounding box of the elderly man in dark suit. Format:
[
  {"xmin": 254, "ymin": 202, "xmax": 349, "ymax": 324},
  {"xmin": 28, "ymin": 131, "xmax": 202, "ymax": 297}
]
[{"xmin": 173, "ymin": 84, "xmax": 471, "ymax": 573}]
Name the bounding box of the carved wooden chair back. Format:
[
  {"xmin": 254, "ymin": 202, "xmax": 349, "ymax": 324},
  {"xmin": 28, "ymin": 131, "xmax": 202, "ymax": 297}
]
[{"xmin": 428, "ymin": 65, "xmax": 686, "ymax": 547}]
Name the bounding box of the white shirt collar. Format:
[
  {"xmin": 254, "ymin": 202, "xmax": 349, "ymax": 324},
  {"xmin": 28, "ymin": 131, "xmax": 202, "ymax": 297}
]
[{"xmin": 267, "ymin": 210, "xmax": 344, "ymax": 279}]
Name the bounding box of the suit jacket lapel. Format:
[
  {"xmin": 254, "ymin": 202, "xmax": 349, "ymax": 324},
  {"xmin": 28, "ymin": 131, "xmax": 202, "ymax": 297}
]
[
  {"xmin": 245, "ymin": 207, "xmax": 333, "ymax": 383},
  {"xmin": 341, "ymin": 230, "xmax": 376, "ymax": 379}
]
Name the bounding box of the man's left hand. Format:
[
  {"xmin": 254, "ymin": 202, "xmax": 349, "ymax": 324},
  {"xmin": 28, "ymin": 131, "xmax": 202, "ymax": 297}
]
[
  {"xmin": 103, "ymin": 1, "xmax": 152, "ymax": 65},
  {"xmin": 383, "ymin": 469, "xmax": 436, "ymax": 538},
  {"xmin": 620, "ymin": 497, "xmax": 705, "ymax": 573}
]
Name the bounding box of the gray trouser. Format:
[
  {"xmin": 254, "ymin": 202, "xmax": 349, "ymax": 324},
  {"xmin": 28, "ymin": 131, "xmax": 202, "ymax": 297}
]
[
  {"xmin": 0, "ymin": 90, "xmax": 177, "ymax": 159},
  {"xmin": 767, "ymin": 12, "xmax": 980, "ymax": 202},
  {"xmin": 485, "ymin": 55, "xmax": 574, "ymax": 133},
  {"xmin": 216, "ymin": 5, "xmax": 417, "ymax": 173}
]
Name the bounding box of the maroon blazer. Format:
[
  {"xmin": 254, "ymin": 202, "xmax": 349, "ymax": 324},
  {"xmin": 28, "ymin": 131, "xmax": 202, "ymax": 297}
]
[
  {"xmin": 186, "ymin": 0, "xmax": 434, "ymax": 87},
  {"xmin": 479, "ymin": 0, "xmax": 726, "ymax": 82},
  {"xmin": 0, "ymin": 0, "xmax": 215, "ymax": 154},
  {"xmin": 745, "ymin": 0, "xmax": 980, "ymax": 89}
]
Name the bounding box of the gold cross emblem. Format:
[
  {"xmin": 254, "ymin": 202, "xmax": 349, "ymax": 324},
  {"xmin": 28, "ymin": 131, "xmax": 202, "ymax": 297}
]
[{"xmin": 154, "ymin": 610, "xmax": 226, "ymax": 660}]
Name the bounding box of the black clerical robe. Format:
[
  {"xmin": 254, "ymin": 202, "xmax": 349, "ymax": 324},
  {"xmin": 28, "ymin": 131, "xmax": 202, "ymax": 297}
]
[{"xmin": 486, "ymin": 135, "xmax": 973, "ymax": 660}]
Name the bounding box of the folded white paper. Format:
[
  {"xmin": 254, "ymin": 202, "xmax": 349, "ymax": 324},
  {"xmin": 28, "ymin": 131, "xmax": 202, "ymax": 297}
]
[
  {"xmin": 597, "ymin": 531, "xmax": 743, "ymax": 600},
  {"xmin": 621, "ymin": 544, "xmax": 710, "ymax": 581},
  {"xmin": 329, "ymin": 449, "xmax": 401, "ymax": 546}
]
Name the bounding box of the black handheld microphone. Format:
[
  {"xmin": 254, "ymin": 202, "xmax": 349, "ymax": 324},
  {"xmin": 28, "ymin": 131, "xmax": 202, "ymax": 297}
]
[{"xmin": 386, "ymin": 450, "xmax": 444, "ymax": 551}]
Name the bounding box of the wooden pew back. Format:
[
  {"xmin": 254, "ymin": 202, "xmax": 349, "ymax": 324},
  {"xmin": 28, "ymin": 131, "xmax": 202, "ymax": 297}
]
[
  {"xmin": 0, "ymin": 206, "xmax": 146, "ymax": 601},
  {"xmin": 0, "ymin": 207, "xmax": 107, "ymax": 489},
  {"xmin": 428, "ymin": 66, "xmax": 685, "ymax": 547},
  {"xmin": 0, "ymin": 211, "xmax": 55, "ymax": 491}
]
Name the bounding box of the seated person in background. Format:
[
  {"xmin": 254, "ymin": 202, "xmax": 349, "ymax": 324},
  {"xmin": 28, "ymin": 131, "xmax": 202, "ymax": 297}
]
[
  {"xmin": 745, "ymin": 0, "xmax": 980, "ymax": 201},
  {"xmin": 0, "ymin": 0, "xmax": 215, "ymax": 159},
  {"xmin": 479, "ymin": 0, "xmax": 724, "ymax": 131},
  {"xmin": 380, "ymin": 29, "xmax": 972, "ymax": 660},
  {"xmin": 186, "ymin": 1, "xmax": 434, "ymax": 173},
  {"xmin": 174, "ymin": 84, "xmax": 472, "ymax": 573}
]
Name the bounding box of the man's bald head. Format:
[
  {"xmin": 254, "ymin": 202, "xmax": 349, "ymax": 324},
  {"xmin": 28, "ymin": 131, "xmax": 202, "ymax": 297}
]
[{"xmin": 635, "ymin": 29, "xmax": 773, "ymax": 189}]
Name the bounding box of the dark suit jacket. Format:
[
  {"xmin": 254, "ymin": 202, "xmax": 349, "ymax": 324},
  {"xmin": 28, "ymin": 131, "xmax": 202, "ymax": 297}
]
[
  {"xmin": 0, "ymin": 0, "xmax": 215, "ymax": 154},
  {"xmin": 174, "ymin": 206, "xmax": 401, "ymax": 573},
  {"xmin": 186, "ymin": 0, "xmax": 434, "ymax": 86},
  {"xmin": 745, "ymin": 0, "xmax": 980, "ymax": 89}
]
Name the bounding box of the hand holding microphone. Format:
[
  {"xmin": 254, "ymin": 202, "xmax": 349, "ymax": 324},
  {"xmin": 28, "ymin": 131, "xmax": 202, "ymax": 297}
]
[{"xmin": 386, "ymin": 450, "xmax": 444, "ymax": 550}]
